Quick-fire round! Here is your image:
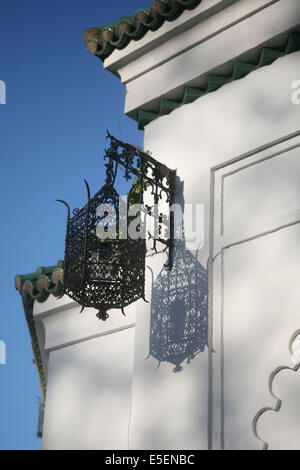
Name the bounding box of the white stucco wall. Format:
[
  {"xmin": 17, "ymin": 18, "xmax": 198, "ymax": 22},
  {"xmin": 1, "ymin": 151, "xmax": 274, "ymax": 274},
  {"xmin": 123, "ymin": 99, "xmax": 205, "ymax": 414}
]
[
  {"xmin": 131, "ymin": 51, "xmax": 300, "ymax": 450},
  {"xmin": 34, "ymin": 296, "xmax": 137, "ymax": 450},
  {"xmin": 37, "ymin": 52, "xmax": 300, "ymax": 453},
  {"xmin": 35, "ymin": 1, "xmax": 300, "ymax": 450}
]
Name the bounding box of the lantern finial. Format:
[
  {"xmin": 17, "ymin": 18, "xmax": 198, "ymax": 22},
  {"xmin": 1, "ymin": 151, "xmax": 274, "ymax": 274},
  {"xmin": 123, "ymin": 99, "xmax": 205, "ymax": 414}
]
[
  {"xmin": 96, "ymin": 309, "xmax": 109, "ymax": 321},
  {"xmin": 56, "ymin": 199, "xmax": 70, "ymax": 221}
]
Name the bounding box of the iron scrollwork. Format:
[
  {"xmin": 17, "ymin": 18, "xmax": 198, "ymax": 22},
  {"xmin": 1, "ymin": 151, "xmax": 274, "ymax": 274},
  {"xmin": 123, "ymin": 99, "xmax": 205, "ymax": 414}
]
[{"xmin": 57, "ymin": 133, "xmax": 176, "ymax": 320}]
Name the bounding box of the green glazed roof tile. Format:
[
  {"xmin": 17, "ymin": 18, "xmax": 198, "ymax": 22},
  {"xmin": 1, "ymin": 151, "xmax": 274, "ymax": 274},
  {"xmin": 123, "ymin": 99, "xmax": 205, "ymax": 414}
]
[
  {"xmin": 15, "ymin": 260, "xmax": 64, "ymax": 402},
  {"xmin": 257, "ymin": 47, "xmax": 285, "ymax": 67},
  {"xmin": 83, "ymin": 0, "xmax": 202, "ymax": 60},
  {"xmin": 84, "ymin": 3, "xmax": 300, "ymax": 132},
  {"xmin": 134, "ymin": 31, "xmax": 300, "ymax": 129},
  {"xmin": 159, "ymin": 98, "xmax": 181, "ymax": 115},
  {"xmin": 138, "ymin": 110, "xmax": 160, "ymax": 129},
  {"xmin": 182, "ymin": 86, "xmax": 205, "ymax": 104},
  {"xmin": 206, "ymin": 75, "xmax": 231, "ymax": 93},
  {"xmin": 231, "ymin": 62, "xmax": 256, "ymax": 80},
  {"xmin": 285, "ymin": 32, "xmax": 300, "ymax": 53}
]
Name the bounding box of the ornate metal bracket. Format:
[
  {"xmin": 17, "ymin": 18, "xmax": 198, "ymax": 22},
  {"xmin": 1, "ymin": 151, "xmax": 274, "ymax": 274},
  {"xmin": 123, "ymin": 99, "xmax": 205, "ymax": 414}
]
[
  {"xmin": 105, "ymin": 131, "xmax": 176, "ymax": 269},
  {"xmin": 57, "ymin": 133, "xmax": 176, "ymax": 320}
]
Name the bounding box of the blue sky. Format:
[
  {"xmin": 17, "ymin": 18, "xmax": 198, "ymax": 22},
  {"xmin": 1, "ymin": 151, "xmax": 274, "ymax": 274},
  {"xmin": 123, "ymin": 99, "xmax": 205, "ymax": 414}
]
[{"xmin": 0, "ymin": 0, "xmax": 145, "ymax": 449}]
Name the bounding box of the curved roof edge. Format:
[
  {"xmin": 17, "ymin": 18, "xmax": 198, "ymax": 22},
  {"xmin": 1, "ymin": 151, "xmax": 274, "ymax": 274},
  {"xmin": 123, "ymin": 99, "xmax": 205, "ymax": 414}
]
[
  {"xmin": 15, "ymin": 261, "xmax": 64, "ymax": 402},
  {"xmin": 83, "ymin": 0, "xmax": 202, "ymax": 60}
]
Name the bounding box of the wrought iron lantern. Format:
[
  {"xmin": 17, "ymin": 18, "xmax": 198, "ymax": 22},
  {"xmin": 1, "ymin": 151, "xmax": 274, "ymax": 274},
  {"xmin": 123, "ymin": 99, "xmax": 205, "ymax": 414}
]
[{"xmin": 57, "ymin": 133, "xmax": 176, "ymax": 320}]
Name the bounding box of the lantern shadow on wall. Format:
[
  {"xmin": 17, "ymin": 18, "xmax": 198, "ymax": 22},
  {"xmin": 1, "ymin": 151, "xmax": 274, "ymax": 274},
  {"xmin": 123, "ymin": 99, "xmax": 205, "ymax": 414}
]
[
  {"xmin": 149, "ymin": 241, "xmax": 208, "ymax": 372},
  {"xmin": 148, "ymin": 182, "xmax": 208, "ymax": 373}
]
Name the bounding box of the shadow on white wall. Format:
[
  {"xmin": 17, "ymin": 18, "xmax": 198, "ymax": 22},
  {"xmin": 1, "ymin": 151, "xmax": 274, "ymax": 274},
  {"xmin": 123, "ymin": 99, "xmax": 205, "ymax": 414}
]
[{"xmin": 148, "ymin": 239, "xmax": 208, "ymax": 372}]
